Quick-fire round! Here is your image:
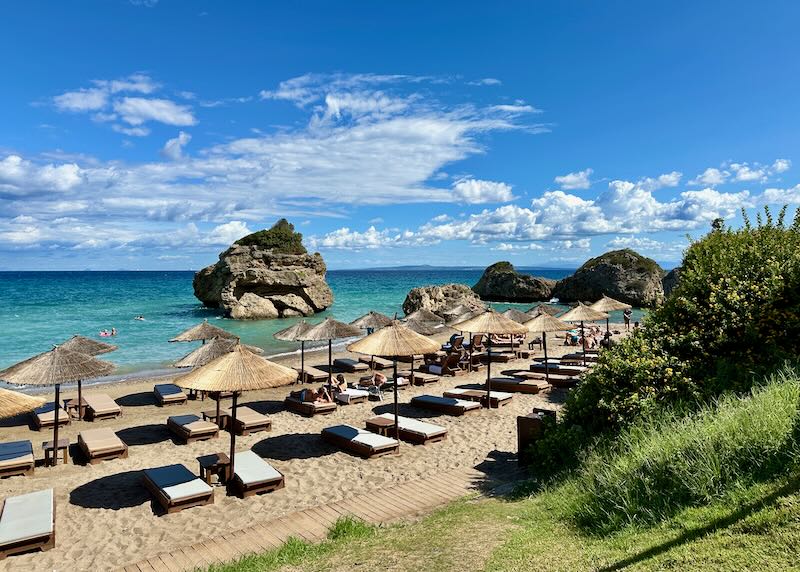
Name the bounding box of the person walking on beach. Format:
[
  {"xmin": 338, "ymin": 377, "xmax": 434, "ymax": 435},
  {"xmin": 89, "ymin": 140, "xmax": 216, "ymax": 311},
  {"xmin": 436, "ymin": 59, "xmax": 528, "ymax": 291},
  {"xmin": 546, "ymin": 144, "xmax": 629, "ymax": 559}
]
[{"xmin": 623, "ymin": 309, "xmax": 632, "ymax": 331}]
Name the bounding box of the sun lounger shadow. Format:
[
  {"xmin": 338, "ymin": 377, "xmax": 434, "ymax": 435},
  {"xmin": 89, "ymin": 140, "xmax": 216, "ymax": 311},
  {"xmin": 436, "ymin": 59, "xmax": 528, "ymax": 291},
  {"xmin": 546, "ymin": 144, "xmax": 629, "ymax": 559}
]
[
  {"xmin": 116, "ymin": 391, "xmax": 158, "ymax": 407},
  {"xmin": 69, "ymin": 470, "xmax": 150, "ymax": 509},
  {"xmin": 471, "ymin": 450, "xmax": 523, "ymax": 495},
  {"xmin": 241, "ymin": 399, "xmax": 284, "ymax": 416},
  {"xmin": 251, "ymin": 432, "xmax": 337, "ymax": 461},
  {"xmin": 0, "ymin": 412, "xmax": 34, "ymax": 429},
  {"xmin": 116, "ymin": 423, "xmax": 172, "ymax": 446},
  {"xmin": 371, "ymin": 402, "xmax": 442, "ymax": 419}
]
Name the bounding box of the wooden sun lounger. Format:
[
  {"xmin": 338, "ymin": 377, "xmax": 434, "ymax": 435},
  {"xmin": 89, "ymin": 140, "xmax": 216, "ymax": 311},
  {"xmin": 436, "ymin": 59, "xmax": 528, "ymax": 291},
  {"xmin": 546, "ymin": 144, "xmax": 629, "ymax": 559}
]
[
  {"xmin": 410, "ymin": 395, "xmax": 482, "ymax": 416},
  {"xmin": 490, "ymin": 377, "xmax": 551, "ymax": 394},
  {"xmin": 220, "ymin": 406, "xmax": 271, "ymax": 436},
  {"xmin": 229, "ymin": 451, "xmax": 285, "ymax": 498},
  {"xmin": 358, "ymin": 375, "xmax": 412, "ymax": 391},
  {"xmin": 334, "ymin": 388, "xmax": 369, "ymax": 405},
  {"xmin": 78, "ymin": 428, "xmax": 128, "ymax": 464},
  {"xmin": 167, "ymin": 415, "xmax": 219, "ymax": 444},
  {"xmin": 296, "ymin": 366, "xmax": 328, "ymax": 383},
  {"xmin": 483, "ymin": 350, "xmax": 515, "ymax": 363},
  {"xmin": 83, "ymin": 393, "xmax": 122, "ymax": 421},
  {"xmin": 358, "ymin": 356, "xmax": 393, "ymax": 370},
  {"xmin": 142, "ymin": 464, "xmax": 214, "ymax": 514},
  {"xmin": 365, "ymin": 413, "xmax": 447, "ymax": 445},
  {"xmin": 154, "ymin": 383, "xmax": 187, "ymax": 406},
  {"xmin": 0, "ymin": 489, "xmax": 55, "ymax": 559},
  {"xmin": 561, "ymin": 352, "xmax": 599, "ymax": 363},
  {"xmin": 443, "ymin": 388, "xmax": 514, "ymax": 408},
  {"xmin": 529, "ymin": 363, "xmax": 588, "ymax": 377},
  {"xmin": 284, "ymin": 396, "xmax": 337, "ymax": 417},
  {"xmin": 333, "ymin": 358, "xmax": 369, "ymax": 373},
  {"xmin": 322, "ymin": 424, "xmax": 399, "ymax": 458},
  {"xmin": 32, "ymin": 403, "xmax": 70, "ymax": 431},
  {"xmin": 397, "ymin": 370, "xmax": 440, "ymax": 386},
  {"xmin": 0, "ymin": 441, "xmax": 35, "ymax": 478}
]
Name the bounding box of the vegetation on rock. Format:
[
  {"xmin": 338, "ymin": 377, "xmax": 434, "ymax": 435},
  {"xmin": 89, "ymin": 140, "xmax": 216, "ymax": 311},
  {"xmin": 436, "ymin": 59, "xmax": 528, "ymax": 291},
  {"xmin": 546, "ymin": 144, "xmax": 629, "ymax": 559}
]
[{"xmin": 235, "ymin": 218, "xmax": 307, "ymax": 255}]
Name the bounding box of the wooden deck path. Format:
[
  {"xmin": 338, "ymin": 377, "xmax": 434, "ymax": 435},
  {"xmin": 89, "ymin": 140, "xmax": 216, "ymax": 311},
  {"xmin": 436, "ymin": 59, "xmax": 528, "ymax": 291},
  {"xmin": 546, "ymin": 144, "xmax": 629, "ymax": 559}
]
[{"xmin": 121, "ymin": 467, "xmax": 489, "ymax": 572}]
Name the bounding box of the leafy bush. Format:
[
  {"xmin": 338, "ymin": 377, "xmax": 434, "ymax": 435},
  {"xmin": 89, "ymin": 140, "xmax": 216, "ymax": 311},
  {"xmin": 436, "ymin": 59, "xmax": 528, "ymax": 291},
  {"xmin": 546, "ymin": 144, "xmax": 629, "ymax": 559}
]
[
  {"xmin": 568, "ymin": 366, "xmax": 800, "ymax": 533},
  {"xmin": 235, "ymin": 218, "xmax": 307, "ymax": 254},
  {"xmin": 531, "ymin": 207, "xmax": 800, "ymax": 475}
]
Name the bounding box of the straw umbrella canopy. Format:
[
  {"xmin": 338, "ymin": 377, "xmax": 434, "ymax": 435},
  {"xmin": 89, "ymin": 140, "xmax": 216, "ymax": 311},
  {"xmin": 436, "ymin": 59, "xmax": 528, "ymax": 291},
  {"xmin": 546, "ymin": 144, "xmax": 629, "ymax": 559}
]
[
  {"xmin": 402, "ymin": 317, "xmax": 442, "ymax": 335},
  {"xmin": 58, "ymin": 335, "xmax": 118, "ymax": 407},
  {"xmin": 451, "ymin": 310, "xmax": 528, "ymax": 408},
  {"xmin": 299, "ymin": 318, "xmax": 363, "ymax": 389},
  {"xmin": 274, "ymin": 320, "xmax": 312, "ymax": 383},
  {"xmin": 560, "ymin": 303, "xmax": 608, "ymax": 365},
  {"xmin": 523, "ymin": 312, "xmax": 572, "ymax": 384},
  {"xmin": 0, "ymin": 388, "xmax": 45, "ymax": 419},
  {"xmin": 525, "ymin": 304, "xmax": 561, "ymax": 316},
  {"xmin": 174, "ymin": 344, "xmax": 297, "ymax": 480},
  {"xmin": 404, "ymin": 308, "xmax": 445, "ymax": 325},
  {"xmin": 0, "ymin": 346, "xmax": 114, "ymax": 465},
  {"xmin": 590, "ymin": 295, "xmax": 633, "ymax": 335},
  {"xmin": 173, "ymin": 336, "xmax": 262, "ymax": 368},
  {"xmin": 169, "ymin": 319, "xmax": 236, "ymax": 344},
  {"xmin": 350, "ymin": 311, "xmax": 393, "ymax": 332},
  {"xmin": 347, "ymin": 321, "xmax": 440, "ymax": 442},
  {"xmin": 502, "ymin": 308, "xmax": 533, "ymax": 324},
  {"xmin": 444, "ymin": 305, "xmax": 483, "ymax": 327}
]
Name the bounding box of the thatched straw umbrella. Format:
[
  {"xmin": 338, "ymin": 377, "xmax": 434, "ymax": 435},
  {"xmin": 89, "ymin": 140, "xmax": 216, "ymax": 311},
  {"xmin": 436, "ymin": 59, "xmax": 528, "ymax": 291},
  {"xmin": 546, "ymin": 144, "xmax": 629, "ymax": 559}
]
[
  {"xmin": 525, "ymin": 304, "xmax": 561, "ymax": 317},
  {"xmin": 0, "ymin": 388, "xmax": 45, "ymax": 420},
  {"xmin": 174, "ymin": 344, "xmax": 296, "ymax": 480},
  {"xmin": 451, "ymin": 310, "xmax": 528, "ymax": 408},
  {"xmin": 174, "ymin": 336, "xmax": 262, "ymax": 368},
  {"xmin": 58, "ymin": 335, "xmax": 118, "ymax": 411},
  {"xmin": 0, "ymin": 346, "xmax": 114, "ymax": 465},
  {"xmin": 350, "ymin": 311, "xmax": 393, "ymax": 333},
  {"xmin": 523, "ymin": 312, "xmax": 572, "ymax": 384},
  {"xmin": 444, "ymin": 305, "xmax": 483, "ymax": 328},
  {"xmin": 590, "ymin": 295, "xmax": 632, "ymax": 335},
  {"xmin": 502, "ymin": 308, "xmax": 533, "ymax": 324},
  {"xmin": 299, "ymin": 318, "xmax": 363, "ymax": 390},
  {"xmin": 560, "ymin": 302, "xmax": 608, "ymax": 365},
  {"xmin": 347, "ymin": 321, "xmax": 440, "ymax": 442},
  {"xmin": 404, "ymin": 308, "xmax": 445, "ymax": 325},
  {"xmin": 273, "ymin": 320, "xmax": 312, "ymax": 383},
  {"xmin": 169, "ymin": 319, "xmax": 236, "ymax": 344},
  {"xmin": 402, "ymin": 318, "xmax": 442, "ymax": 336}
]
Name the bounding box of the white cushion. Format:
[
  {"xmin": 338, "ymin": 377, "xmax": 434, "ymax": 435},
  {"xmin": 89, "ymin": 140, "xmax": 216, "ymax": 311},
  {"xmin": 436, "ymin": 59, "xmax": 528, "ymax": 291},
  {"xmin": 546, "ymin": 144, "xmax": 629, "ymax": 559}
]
[
  {"xmin": 325, "ymin": 424, "xmax": 398, "ymax": 449},
  {"xmin": 414, "ymin": 395, "xmax": 480, "ymax": 410},
  {"xmin": 234, "ymin": 451, "xmax": 281, "ymax": 486},
  {"xmin": 446, "ymin": 388, "xmax": 514, "ymax": 400},
  {"xmin": 0, "ymin": 489, "xmax": 53, "ymax": 545},
  {"xmin": 375, "ymin": 413, "xmax": 445, "ymax": 438},
  {"xmin": 336, "ymin": 388, "xmax": 369, "ymax": 404},
  {"xmin": 146, "ymin": 464, "xmax": 212, "ymax": 501}
]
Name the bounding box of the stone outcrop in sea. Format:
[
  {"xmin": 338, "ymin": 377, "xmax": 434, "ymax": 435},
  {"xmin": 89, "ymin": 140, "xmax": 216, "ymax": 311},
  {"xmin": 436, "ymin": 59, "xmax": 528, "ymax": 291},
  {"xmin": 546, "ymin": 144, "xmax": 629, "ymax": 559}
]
[
  {"xmin": 552, "ymin": 249, "xmax": 665, "ymax": 308},
  {"xmin": 193, "ymin": 220, "xmax": 334, "ymax": 319},
  {"xmin": 402, "ymin": 283, "xmax": 483, "ymax": 316},
  {"xmin": 472, "ymin": 261, "xmax": 556, "ymax": 302}
]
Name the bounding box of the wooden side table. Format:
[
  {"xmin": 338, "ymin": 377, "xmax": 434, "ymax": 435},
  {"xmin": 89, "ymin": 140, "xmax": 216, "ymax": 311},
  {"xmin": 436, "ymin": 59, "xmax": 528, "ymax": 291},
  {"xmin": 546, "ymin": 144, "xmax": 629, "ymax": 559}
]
[
  {"xmin": 198, "ymin": 452, "xmax": 231, "ymax": 485},
  {"xmin": 42, "ymin": 438, "xmax": 70, "ymax": 467},
  {"xmin": 64, "ymin": 398, "xmax": 87, "ymax": 420},
  {"xmin": 202, "ymin": 410, "xmax": 228, "ymax": 429},
  {"xmin": 365, "ymin": 416, "xmax": 395, "ymax": 437}
]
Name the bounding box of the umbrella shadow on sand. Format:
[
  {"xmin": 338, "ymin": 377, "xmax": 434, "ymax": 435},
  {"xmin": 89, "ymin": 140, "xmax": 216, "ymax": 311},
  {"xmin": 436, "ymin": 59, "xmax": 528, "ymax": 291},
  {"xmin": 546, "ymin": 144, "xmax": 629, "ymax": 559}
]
[
  {"xmin": 251, "ymin": 432, "xmax": 338, "ymax": 461},
  {"xmin": 116, "ymin": 391, "xmax": 158, "ymax": 407},
  {"xmin": 371, "ymin": 402, "xmax": 442, "ymax": 420},
  {"xmin": 70, "ymin": 470, "xmax": 150, "ymax": 510},
  {"xmin": 117, "ymin": 423, "xmax": 172, "ymax": 446},
  {"xmin": 241, "ymin": 399, "xmax": 285, "ymax": 416}
]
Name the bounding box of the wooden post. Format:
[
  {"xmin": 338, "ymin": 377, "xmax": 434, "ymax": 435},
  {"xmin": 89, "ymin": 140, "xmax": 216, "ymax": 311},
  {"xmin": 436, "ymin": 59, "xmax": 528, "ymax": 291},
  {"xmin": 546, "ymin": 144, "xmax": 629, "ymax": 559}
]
[
  {"xmin": 77, "ymin": 380, "xmax": 82, "ymax": 421},
  {"xmin": 581, "ymin": 320, "xmax": 586, "ymax": 366},
  {"xmin": 52, "ymin": 383, "xmax": 60, "ymax": 467},
  {"xmin": 300, "ymin": 340, "xmax": 305, "ymax": 384},
  {"xmin": 393, "ymin": 359, "xmax": 399, "ymax": 443},
  {"xmin": 485, "ymin": 336, "xmax": 491, "ymax": 408},
  {"xmin": 543, "ymin": 331, "xmax": 549, "ymax": 386},
  {"xmin": 228, "ymin": 391, "xmax": 238, "ymax": 482},
  {"xmin": 327, "ymin": 339, "xmax": 333, "ymax": 394}
]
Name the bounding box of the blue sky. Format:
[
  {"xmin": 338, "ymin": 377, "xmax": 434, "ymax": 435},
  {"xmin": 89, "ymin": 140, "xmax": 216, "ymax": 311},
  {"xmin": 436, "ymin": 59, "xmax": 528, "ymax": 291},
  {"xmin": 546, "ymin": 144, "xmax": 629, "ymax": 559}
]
[{"xmin": 1, "ymin": 1, "xmax": 799, "ymax": 270}]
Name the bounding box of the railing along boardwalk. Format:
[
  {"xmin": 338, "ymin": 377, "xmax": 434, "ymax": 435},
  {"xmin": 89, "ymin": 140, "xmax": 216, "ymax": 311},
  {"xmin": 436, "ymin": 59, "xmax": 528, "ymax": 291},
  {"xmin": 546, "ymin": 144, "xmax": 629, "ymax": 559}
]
[{"xmin": 121, "ymin": 467, "xmax": 488, "ymax": 572}]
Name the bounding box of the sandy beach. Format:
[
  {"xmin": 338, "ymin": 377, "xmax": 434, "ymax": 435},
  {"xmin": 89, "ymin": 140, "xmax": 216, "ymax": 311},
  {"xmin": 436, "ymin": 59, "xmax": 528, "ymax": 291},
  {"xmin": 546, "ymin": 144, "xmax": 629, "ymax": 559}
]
[{"xmin": 0, "ymin": 325, "xmax": 624, "ymax": 572}]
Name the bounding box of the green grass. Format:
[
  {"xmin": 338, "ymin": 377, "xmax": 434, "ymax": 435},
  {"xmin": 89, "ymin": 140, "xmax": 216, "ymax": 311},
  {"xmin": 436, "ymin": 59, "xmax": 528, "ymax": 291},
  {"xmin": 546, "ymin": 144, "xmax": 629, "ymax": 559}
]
[{"xmin": 208, "ymin": 368, "xmax": 800, "ymax": 572}]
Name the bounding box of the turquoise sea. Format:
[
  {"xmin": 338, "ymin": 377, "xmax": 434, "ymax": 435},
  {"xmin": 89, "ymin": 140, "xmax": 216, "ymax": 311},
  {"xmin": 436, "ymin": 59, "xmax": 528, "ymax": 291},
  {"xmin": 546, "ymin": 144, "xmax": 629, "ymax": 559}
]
[{"xmin": 0, "ymin": 269, "xmax": 646, "ymax": 375}]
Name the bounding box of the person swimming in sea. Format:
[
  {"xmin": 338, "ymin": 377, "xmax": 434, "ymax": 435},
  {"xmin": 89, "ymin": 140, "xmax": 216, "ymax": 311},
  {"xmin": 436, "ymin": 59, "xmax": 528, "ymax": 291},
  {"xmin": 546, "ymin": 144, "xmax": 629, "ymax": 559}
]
[{"xmin": 134, "ymin": 315, "xmax": 145, "ymax": 321}]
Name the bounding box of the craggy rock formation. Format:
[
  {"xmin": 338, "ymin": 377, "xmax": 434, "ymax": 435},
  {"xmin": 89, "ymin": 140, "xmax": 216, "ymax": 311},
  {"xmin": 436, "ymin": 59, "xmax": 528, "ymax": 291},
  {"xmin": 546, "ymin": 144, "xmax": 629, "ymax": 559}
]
[
  {"xmin": 662, "ymin": 266, "xmax": 682, "ymax": 298},
  {"xmin": 472, "ymin": 261, "xmax": 556, "ymax": 302},
  {"xmin": 552, "ymin": 249, "xmax": 666, "ymax": 308},
  {"xmin": 402, "ymin": 283, "xmax": 483, "ymax": 316},
  {"xmin": 193, "ymin": 220, "xmax": 333, "ymax": 319}
]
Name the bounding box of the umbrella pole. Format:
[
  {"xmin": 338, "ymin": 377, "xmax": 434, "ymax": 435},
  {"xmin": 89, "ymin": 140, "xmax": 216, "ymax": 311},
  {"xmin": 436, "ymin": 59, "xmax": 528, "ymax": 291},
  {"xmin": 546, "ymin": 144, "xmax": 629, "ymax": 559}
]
[
  {"xmin": 410, "ymin": 356, "xmax": 415, "ymax": 385},
  {"xmin": 606, "ymin": 317, "xmax": 610, "ymax": 337},
  {"xmin": 78, "ymin": 379, "xmax": 82, "ymax": 421},
  {"xmin": 581, "ymin": 320, "xmax": 586, "ymax": 366},
  {"xmin": 228, "ymin": 391, "xmax": 238, "ymax": 484},
  {"xmin": 543, "ymin": 331, "xmax": 549, "ymax": 386},
  {"xmin": 52, "ymin": 383, "xmax": 60, "ymax": 467},
  {"xmin": 328, "ymin": 339, "xmax": 333, "ymax": 394},
  {"xmin": 216, "ymin": 392, "xmax": 221, "ymax": 423},
  {"xmin": 393, "ymin": 359, "xmax": 399, "ymax": 444},
  {"xmin": 300, "ymin": 341, "xmax": 305, "ymax": 384},
  {"xmin": 485, "ymin": 335, "xmax": 491, "ymax": 408}
]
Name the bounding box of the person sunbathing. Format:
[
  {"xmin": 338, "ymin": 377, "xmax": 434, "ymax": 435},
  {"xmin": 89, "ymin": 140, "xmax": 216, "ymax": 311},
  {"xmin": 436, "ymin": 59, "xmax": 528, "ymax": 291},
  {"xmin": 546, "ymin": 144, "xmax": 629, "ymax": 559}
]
[
  {"xmin": 334, "ymin": 374, "xmax": 348, "ymax": 393},
  {"xmin": 362, "ymin": 372, "xmax": 387, "ymax": 387}
]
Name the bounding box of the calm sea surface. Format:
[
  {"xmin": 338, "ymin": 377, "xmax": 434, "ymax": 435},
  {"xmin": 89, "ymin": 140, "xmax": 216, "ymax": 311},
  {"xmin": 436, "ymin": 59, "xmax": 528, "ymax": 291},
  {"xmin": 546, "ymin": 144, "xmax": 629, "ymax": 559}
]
[{"xmin": 0, "ymin": 269, "xmax": 646, "ymax": 374}]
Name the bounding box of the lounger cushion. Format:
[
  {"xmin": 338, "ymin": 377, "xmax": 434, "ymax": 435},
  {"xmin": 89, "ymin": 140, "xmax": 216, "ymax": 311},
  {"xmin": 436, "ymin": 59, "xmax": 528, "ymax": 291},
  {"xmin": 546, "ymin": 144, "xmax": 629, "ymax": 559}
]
[
  {"xmin": 169, "ymin": 415, "xmax": 218, "ymax": 435},
  {"xmin": 0, "ymin": 489, "xmax": 53, "ymax": 545},
  {"xmin": 80, "ymin": 428, "xmax": 124, "ymax": 455},
  {"xmin": 297, "ymin": 366, "xmax": 327, "ymax": 380},
  {"xmin": 144, "ymin": 464, "xmax": 212, "ymax": 501},
  {"xmin": 221, "ymin": 406, "xmax": 268, "ymax": 425},
  {"xmin": 412, "ymin": 395, "xmax": 481, "ymax": 411},
  {"xmin": 444, "ymin": 388, "xmax": 514, "ymax": 400},
  {"xmin": 33, "ymin": 403, "xmax": 69, "ymax": 423},
  {"xmin": 234, "ymin": 451, "xmax": 281, "ymax": 486},
  {"xmin": 155, "ymin": 384, "xmax": 185, "ymax": 399},
  {"xmin": 84, "ymin": 393, "xmax": 121, "ymax": 414},
  {"xmin": 0, "ymin": 441, "xmax": 34, "ymax": 469},
  {"xmin": 325, "ymin": 424, "xmax": 398, "ymax": 450},
  {"xmin": 335, "ymin": 388, "xmax": 369, "ymax": 404},
  {"xmin": 373, "ymin": 413, "xmax": 445, "ymax": 438},
  {"xmin": 334, "ymin": 358, "xmax": 368, "ymax": 371}
]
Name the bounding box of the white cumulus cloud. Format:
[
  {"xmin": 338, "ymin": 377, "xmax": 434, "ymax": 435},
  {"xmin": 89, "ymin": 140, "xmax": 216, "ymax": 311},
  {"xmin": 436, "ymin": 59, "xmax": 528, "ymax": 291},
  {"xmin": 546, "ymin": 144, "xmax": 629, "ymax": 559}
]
[
  {"xmin": 452, "ymin": 178, "xmax": 515, "ymax": 204},
  {"xmin": 161, "ymin": 131, "xmax": 192, "ymax": 160},
  {"xmin": 554, "ymin": 168, "xmax": 593, "ymax": 190}
]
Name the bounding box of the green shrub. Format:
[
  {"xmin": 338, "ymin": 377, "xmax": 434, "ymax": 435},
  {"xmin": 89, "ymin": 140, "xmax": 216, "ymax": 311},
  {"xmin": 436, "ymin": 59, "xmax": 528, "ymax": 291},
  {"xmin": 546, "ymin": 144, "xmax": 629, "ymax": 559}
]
[
  {"xmin": 235, "ymin": 218, "xmax": 307, "ymax": 254},
  {"xmin": 567, "ymin": 366, "xmax": 800, "ymax": 533}
]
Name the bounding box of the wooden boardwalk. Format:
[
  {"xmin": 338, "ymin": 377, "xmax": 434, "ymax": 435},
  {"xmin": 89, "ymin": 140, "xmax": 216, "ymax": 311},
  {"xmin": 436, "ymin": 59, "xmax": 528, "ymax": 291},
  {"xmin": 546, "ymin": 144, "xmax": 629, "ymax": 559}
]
[{"xmin": 121, "ymin": 467, "xmax": 489, "ymax": 572}]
